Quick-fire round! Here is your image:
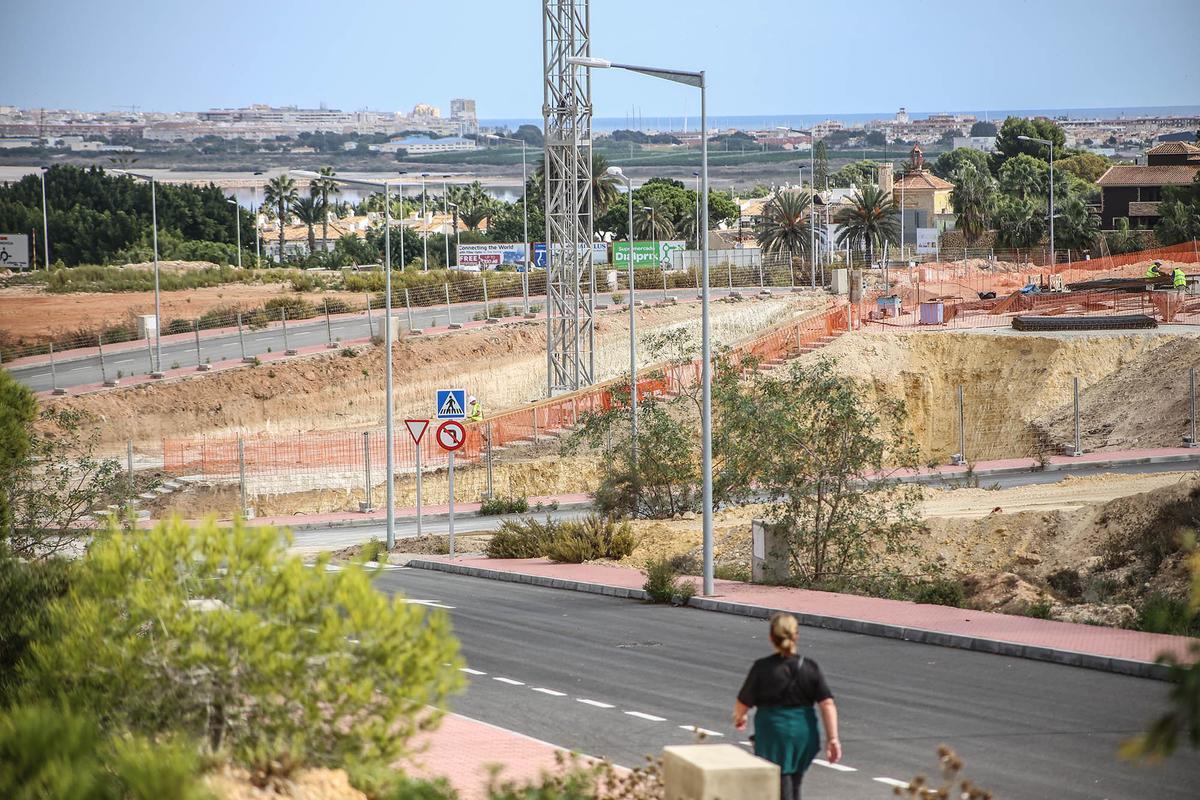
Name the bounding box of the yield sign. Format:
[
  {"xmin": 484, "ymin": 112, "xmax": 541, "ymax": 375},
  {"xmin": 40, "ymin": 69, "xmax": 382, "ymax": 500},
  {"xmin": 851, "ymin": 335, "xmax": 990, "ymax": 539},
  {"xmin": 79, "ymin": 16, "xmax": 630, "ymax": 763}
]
[{"xmin": 405, "ymin": 419, "xmax": 429, "ymax": 444}]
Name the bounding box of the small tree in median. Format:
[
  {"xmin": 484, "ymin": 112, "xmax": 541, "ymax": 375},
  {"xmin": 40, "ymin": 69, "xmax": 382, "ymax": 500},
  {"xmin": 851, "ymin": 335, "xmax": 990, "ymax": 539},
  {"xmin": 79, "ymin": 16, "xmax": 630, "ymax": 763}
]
[{"xmin": 714, "ymin": 357, "xmax": 923, "ymax": 584}]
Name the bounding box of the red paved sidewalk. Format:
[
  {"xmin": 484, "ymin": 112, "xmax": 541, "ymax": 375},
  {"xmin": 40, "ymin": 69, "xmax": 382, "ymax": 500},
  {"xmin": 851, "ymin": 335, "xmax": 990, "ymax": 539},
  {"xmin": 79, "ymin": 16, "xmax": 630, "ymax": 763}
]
[
  {"xmin": 416, "ymin": 557, "xmax": 1198, "ymax": 671},
  {"xmin": 408, "ymin": 712, "xmax": 567, "ymax": 800}
]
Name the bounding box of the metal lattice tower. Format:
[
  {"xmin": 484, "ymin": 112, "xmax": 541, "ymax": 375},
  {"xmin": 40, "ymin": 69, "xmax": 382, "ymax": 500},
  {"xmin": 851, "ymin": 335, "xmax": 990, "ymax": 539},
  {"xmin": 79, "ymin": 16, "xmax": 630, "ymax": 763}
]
[{"xmin": 542, "ymin": 0, "xmax": 594, "ymax": 395}]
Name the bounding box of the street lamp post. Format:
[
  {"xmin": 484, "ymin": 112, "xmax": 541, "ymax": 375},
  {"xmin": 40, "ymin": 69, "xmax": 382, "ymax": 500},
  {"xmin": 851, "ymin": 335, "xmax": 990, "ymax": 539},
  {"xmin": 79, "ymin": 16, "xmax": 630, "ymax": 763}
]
[
  {"xmin": 253, "ymin": 171, "xmax": 264, "ymax": 269},
  {"xmin": 420, "ymin": 172, "xmax": 430, "ymax": 270},
  {"xmin": 692, "ymin": 170, "xmax": 701, "ymax": 251},
  {"xmin": 113, "ymin": 170, "xmax": 164, "ymax": 377},
  {"xmin": 38, "ymin": 168, "xmax": 50, "ymax": 270},
  {"xmin": 569, "ymin": 55, "xmax": 714, "ymax": 596},
  {"xmin": 607, "ymin": 166, "xmax": 638, "ymax": 469},
  {"xmin": 779, "ymin": 126, "xmax": 819, "ymax": 286},
  {"xmin": 447, "ymin": 203, "xmax": 460, "ymax": 267},
  {"xmin": 227, "ymin": 198, "xmax": 242, "ymax": 269},
  {"xmin": 487, "ymin": 134, "xmax": 531, "ymax": 310},
  {"xmin": 292, "ymin": 169, "xmax": 404, "ymax": 550},
  {"xmin": 1018, "ymin": 134, "xmax": 1056, "ymax": 264}
]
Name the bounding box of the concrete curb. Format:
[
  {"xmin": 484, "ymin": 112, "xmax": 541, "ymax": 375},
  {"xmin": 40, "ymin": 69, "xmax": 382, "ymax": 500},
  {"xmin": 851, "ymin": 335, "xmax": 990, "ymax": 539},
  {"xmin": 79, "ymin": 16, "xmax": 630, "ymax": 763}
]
[
  {"xmin": 279, "ymin": 499, "xmax": 594, "ymax": 531},
  {"xmin": 407, "ymin": 559, "xmax": 1173, "ymax": 682}
]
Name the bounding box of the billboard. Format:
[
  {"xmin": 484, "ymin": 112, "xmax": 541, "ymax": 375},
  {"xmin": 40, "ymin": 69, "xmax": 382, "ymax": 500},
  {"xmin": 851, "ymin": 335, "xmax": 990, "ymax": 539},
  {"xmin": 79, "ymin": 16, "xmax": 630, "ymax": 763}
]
[
  {"xmin": 532, "ymin": 242, "xmax": 608, "ymax": 268},
  {"xmin": 456, "ymin": 242, "xmax": 527, "ymax": 270},
  {"xmin": 612, "ymin": 240, "xmax": 687, "ymax": 268},
  {"xmin": 0, "ymin": 234, "xmax": 30, "ymax": 270},
  {"xmin": 915, "ymin": 228, "xmax": 939, "ymax": 255}
]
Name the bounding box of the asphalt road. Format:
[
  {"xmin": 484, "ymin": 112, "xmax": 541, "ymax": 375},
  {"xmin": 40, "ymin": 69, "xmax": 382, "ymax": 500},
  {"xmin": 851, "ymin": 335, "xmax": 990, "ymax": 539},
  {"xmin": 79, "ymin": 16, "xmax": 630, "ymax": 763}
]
[
  {"xmin": 9, "ymin": 299, "xmax": 509, "ymax": 392},
  {"xmin": 376, "ymin": 568, "xmax": 1199, "ymax": 800}
]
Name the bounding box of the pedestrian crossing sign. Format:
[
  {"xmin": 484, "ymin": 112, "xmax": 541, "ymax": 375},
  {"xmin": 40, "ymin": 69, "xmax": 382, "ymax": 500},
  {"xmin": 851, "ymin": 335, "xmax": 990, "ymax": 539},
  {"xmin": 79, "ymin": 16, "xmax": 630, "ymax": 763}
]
[{"xmin": 436, "ymin": 389, "xmax": 467, "ymax": 419}]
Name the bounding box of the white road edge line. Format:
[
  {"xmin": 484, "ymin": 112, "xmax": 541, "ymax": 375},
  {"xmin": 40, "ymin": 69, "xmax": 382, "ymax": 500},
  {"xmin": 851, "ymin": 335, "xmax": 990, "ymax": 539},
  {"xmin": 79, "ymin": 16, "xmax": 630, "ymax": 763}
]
[
  {"xmin": 493, "ymin": 677, "xmax": 525, "ymax": 686},
  {"xmin": 531, "ymin": 688, "xmax": 566, "ymax": 696},
  {"xmin": 812, "ymin": 759, "xmax": 857, "ymax": 772},
  {"xmin": 873, "ymin": 778, "xmax": 909, "ymax": 789},
  {"xmin": 459, "ymin": 668, "xmax": 487, "ymax": 676},
  {"xmin": 624, "ymin": 711, "xmax": 667, "ymax": 722},
  {"xmin": 577, "ymin": 698, "xmax": 614, "ymax": 709},
  {"xmin": 679, "ymin": 725, "xmax": 723, "ymax": 737}
]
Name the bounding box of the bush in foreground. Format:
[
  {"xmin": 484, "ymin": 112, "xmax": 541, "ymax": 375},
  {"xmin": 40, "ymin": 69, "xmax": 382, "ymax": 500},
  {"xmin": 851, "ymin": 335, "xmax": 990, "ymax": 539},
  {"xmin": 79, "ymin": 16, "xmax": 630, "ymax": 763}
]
[
  {"xmin": 22, "ymin": 518, "xmax": 463, "ymax": 774},
  {"xmin": 643, "ymin": 557, "xmax": 696, "ymax": 605}
]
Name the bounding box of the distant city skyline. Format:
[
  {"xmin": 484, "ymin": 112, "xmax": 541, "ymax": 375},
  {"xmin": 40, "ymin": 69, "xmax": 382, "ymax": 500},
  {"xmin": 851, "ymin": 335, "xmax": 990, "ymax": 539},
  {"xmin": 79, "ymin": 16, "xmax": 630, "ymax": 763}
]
[{"xmin": 6, "ymin": 1, "xmax": 1198, "ymax": 117}]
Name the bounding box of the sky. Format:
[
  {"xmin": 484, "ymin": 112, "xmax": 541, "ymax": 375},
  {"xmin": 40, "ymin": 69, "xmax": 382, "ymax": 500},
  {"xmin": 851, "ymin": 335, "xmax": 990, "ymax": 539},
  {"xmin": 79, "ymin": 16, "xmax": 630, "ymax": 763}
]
[{"xmin": 5, "ymin": 0, "xmax": 1198, "ymax": 119}]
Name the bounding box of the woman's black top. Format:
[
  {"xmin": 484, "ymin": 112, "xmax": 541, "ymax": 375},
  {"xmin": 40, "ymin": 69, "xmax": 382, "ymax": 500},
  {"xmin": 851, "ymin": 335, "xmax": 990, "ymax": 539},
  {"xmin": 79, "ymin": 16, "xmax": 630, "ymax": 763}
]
[{"xmin": 737, "ymin": 654, "xmax": 833, "ymax": 709}]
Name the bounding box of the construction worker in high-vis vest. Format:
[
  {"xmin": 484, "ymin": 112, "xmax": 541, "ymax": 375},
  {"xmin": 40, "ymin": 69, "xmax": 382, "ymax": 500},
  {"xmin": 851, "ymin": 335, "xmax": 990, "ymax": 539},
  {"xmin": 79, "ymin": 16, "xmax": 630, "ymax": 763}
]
[
  {"xmin": 1174, "ymin": 267, "xmax": 1187, "ymax": 290},
  {"xmin": 1145, "ymin": 261, "xmax": 1165, "ymax": 280},
  {"xmin": 466, "ymin": 395, "xmax": 484, "ymax": 423}
]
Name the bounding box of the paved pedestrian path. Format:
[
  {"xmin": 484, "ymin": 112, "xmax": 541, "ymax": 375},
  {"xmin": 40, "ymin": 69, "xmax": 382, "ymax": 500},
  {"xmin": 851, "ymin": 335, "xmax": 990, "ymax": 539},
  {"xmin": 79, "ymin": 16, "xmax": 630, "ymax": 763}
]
[
  {"xmin": 408, "ymin": 712, "xmax": 568, "ymax": 800},
  {"xmin": 409, "ymin": 556, "xmax": 1197, "ymax": 680}
]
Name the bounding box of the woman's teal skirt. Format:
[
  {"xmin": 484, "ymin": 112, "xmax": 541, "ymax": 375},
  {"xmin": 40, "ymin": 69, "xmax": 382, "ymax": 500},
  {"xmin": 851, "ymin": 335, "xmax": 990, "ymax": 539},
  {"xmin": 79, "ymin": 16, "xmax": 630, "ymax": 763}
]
[{"xmin": 753, "ymin": 705, "xmax": 820, "ymax": 775}]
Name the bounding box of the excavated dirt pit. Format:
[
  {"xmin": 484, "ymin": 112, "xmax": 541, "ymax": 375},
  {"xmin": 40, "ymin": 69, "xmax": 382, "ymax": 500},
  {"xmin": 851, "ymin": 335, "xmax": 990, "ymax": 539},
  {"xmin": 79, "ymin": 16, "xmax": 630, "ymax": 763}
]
[{"xmin": 797, "ymin": 329, "xmax": 1190, "ymax": 462}]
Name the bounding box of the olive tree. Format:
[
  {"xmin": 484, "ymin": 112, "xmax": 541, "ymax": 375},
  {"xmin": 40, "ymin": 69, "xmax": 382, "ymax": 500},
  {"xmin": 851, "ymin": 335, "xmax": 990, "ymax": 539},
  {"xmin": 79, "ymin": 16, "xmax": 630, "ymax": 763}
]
[
  {"xmin": 23, "ymin": 518, "xmax": 463, "ymax": 773},
  {"xmin": 714, "ymin": 357, "xmax": 922, "ymax": 584}
]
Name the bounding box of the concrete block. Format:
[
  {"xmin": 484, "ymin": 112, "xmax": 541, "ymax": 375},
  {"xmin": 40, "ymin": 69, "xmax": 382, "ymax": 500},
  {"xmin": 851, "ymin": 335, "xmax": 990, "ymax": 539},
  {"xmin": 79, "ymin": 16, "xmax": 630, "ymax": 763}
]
[
  {"xmin": 663, "ymin": 744, "xmax": 778, "ymax": 800},
  {"xmin": 831, "ymin": 268, "xmax": 849, "ymax": 295},
  {"xmin": 136, "ymin": 314, "xmax": 158, "ymax": 339},
  {"xmin": 751, "ymin": 519, "xmax": 789, "ymax": 584}
]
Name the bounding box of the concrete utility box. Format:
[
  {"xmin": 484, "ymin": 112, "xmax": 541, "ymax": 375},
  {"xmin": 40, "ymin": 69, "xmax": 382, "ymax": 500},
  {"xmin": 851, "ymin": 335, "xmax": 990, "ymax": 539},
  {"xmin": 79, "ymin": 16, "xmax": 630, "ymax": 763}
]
[
  {"xmin": 663, "ymin": 744, "xmax": 779, "ymax": 800},
  {"xmin": 751, "ymin": 519, "xmax": 790, "ymax": 584},
  {"xmin": 919, "ymin": 300, "xmax": 944, "ymax": 325},
  {"xmin": 831, "ymin": 268, "xmax": 849, "ymax": 295},
  {"xmin": 607, "ymin": 269, "xmax": 619, "ymax": 292},
  {"xmin": 137, "ymin": 314, "xmax": 158, "ymax": 339},
  {"xmin": 848, "ymin": 270, "xmax": 863, "ymax": 303}
]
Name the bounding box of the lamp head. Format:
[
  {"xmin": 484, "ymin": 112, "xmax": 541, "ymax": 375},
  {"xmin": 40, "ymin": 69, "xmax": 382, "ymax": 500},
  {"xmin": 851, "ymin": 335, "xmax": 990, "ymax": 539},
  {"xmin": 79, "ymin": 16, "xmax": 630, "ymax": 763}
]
[
  {"xmin": 605, "ymin": 166, "xmax": 625, "ymax": 178},
  {"xmin": 566, "ymin": 56, "xmax": 612, "ymax": 69}
]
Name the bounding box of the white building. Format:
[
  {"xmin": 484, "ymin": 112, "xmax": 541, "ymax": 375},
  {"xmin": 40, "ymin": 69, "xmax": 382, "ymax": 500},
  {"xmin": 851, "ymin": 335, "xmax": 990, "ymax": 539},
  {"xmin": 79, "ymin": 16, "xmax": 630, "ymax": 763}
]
[{"xmin": 951, "ymin": 136, "xmax": 997, "ymax": 153}]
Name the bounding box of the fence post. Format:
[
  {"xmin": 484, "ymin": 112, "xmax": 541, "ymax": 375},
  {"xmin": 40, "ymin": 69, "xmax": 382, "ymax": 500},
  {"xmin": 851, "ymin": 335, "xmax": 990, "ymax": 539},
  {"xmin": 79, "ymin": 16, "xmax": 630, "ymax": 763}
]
[
  {"xmin": 404, "ymin": 288, "xmax": 416, "ymax": 333},
  {"xmin": 532, "ymin": 407, "xmax": 539, "ymax": 444},
  {"xmin": 1187, "ymin": 367, "xmax": 1198, "ymax": 448},
  {"xmin": 98, "ymin": 334, "xmax": 116, "ymax": 387},
  {"xmin": 361, "ymin": 431, "xmax": 375, "ymax": 511},
  {"xmin": 282, "ymin": 309, "xmax": 296, "ymax": 355},
  {"xmin": 144, "ymin": 336, "xmax": 155, "ymax": 377},
  {"xmin": 445, "ymin": 282, "xmax": 460, "ymax": 328},
  {"xmin": 483, "ymin": 274, "xmax": 491, "ymax": 320},
  {"xmin": 195, "ymin": 321, "xmax": 210, "ymax": 371},
  {"xmin": 1070, "ymin": 377, "xmax": 1083, "ymax": 457},
  {"xmin": 662, "ymin": 270, "xmax": 668, "ymax": 303},
  {"xmin": 789, "ymin": 259, "xmax": 796, "ymax": 291},
  {"xmin": 485, "ymin": 421, "xmax": 494, "ymax": 498},
  {"xmin": 951, "ymin": 385, "xmax": 966, "ymax": 465},
  {"xmin": 237, "ymin": 435, "xmax": 249, "ymax": 517},
  {"xmin": 758, "ymin": 257, "xmax": 765, "ymax": 289},
  {"xmin": 366, "ymin": 294, "xmax": 375, "ymax": 338},
  {"xmin": 522, "ymin": 266, "xmax": 530, "ymax": 316},
  {"xmin": 325, "ymin": 299, "xmax": 338, "ymax": 348},
  {"xmin": 237, "ymin": 312, "xmax": 252, "ymax": 362},
  {"xmin": 727, "ymin": 260, "xmax": 733, "ymax": 292},
  {"xmin": 127, "ymin": 439, "xmax": 134, "ymax": 504}
]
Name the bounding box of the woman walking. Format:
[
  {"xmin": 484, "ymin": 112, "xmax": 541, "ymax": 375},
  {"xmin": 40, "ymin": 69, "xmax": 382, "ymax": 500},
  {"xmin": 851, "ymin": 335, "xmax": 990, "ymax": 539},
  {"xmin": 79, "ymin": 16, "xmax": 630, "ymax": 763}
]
[{"xmin": 733, "ymin": 612, "xmax": 841, "ymax": 800}]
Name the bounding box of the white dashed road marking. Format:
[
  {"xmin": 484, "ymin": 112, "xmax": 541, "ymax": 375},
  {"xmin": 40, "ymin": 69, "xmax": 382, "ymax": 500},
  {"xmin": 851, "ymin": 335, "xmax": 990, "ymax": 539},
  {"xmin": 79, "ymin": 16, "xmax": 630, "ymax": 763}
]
[
  {"xmin": 874, "ymin": 778, "xmax": 909, "ymax": 789},
  {"xmin": 813, "ymin": 759, "xmax": 857, "ymax": 772},
  {"xmin": 459, "ymin": 668, "xmax": 487, "ymax": 676},
  {"xmin": 531, "ymin": 688, "xmax": 567, "ymax": 696},
  {"xmin": 493, "ymin": 677, "xmax": 525, "ymax": 686},
  {"xmin": 576, "ymin": 698, "xmax": 614, "ymax": 709},
  {"xmin": 679, "ymin": 725, "xmax": 723, "ymax": 737},
  {"xmin": 403, "ymin": 599, "xmax": 456, "ymax": 609},
  {"xmin": 624, "ymin": 711, "xmax": 667, "ymax": 722}
]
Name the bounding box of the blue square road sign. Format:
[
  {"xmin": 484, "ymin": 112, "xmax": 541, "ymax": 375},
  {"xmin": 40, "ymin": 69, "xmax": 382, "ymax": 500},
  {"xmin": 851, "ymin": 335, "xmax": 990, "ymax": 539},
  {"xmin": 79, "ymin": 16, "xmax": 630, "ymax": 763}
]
[{"xmin": 436, "ymin": 389, "xmax": 467, "ymax": 419}]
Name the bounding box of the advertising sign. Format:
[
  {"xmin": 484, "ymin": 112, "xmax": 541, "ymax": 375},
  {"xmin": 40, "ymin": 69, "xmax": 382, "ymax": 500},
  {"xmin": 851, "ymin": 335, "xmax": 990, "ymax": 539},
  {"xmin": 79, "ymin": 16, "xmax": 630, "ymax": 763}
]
[
  {"xmin": 0, "ymin": 234, "xmax": 30, "ymax": 270},
  {"xmin": 612, "ymin": 240, "xmax": 687, "ymax": 269},
  {"xmin": 456, "ymin": 242, "xmax": 527, "ymax": 271},
  {"xmin": 915, "ymin": 228, "xmax": 939, "ymax": 255},
  {"xmin": 532, "ymin": 242, "xmax": 608, "ymax": 268}
]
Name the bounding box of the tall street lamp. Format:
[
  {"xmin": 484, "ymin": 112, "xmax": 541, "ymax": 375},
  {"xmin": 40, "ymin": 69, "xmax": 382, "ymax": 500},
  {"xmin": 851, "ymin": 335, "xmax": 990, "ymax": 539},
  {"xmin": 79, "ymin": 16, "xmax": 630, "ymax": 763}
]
[
  {"xmin": 227, "ymin": 198, "xmax": 242, "ymax": 269},
  {"xmin": 112, "ymin": 169, "xmax": 164, "ymax": 377},
  {"xmin": 1018, "ymin": 134, "xmax": 1056, "ymax": 264},
  {"xmin": 779, "ymin": 126, "xmax": 819, "ymax": 286},
  {"xmin": 420, "ymin": 172, "xmax": 430, "ymax": 270},
  {"xmin": 293, "ymin": 169, "xmax": 404, "ymax": 549},
  {"xmin": 447, "ymin": 202, "xmax": 461, "ymax": 267},
  {"xmin": 487, "ymin": 134, "xmax": 532, "ymax": 307},
  {"xmin": 692, "ymin": 170, "xmax": 701, "ymax": 251},
  {"xmin": 569, "ymin": 55, "xmax": 714, "ymax": 596},
  {"xmin": 38, "ymin": 167, "xmax": 51, "ymax": 270},
  {"xmin": 606, "ymin": 166, "xmax": 638, "ymax": 470},
  {"xmin": 252, "ymin": 171, "xmax": 264, "ymax": 268}
]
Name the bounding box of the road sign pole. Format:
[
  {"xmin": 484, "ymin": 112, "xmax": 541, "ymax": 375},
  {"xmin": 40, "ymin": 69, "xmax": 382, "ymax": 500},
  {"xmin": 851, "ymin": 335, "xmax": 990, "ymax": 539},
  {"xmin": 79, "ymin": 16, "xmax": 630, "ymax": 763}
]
[
  {"xmin": 415, "ymin": 442, "xmax": 423, "ymax": 537},
  {"xmin": 143, "ymin": 337, "xmax": 154, "ymax": 376},
  {"xmin": 444, "ymin": 283, "xmax": 453, "ymax": 327},
  {"xmin": 448, "ymin": 451, "xmax": 456, "ymax": 558},
  {"xmin": 362, "ymin": 431, "xmax": 373, "ymax": 512},
  {"xmin": 405, "ymin": 288, "xmax": 415, "ymax": 332},
  {"xmin": 485, "ymin": 421, "xmax": 494, "ymax": 498},
  {"xmin": 366, "ymin": 294, "xmax": 374, "ymax": 338},
  {"xmin": 237, "ymin": 312, "xmax": 250, "ymax": 362},
  {"xmin": 98, "ymin": 334, "xmax": 114, "ymax": 387},
  {"xmin": 282, "ymin": 309, "xmax": 296, "ymax": 356},
  {"xmin": 194, "ymin": 321, "xmax": 209, "ymax": 371},
  {"xmin": 325, "ymin": 300, "xmax": 337, "ymax": 348}
]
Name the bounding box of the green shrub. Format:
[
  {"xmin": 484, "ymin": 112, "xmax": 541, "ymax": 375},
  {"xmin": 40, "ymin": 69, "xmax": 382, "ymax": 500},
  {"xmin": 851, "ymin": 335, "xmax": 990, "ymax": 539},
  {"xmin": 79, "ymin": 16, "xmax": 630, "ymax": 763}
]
[
  {"xmin": 485, "ymin": 517, "xmax": 556, "ymax": 559},
  {"xmin": 544, "ymin": 515, "xmax": 637, "ymax": 563},
  {"xmin": 479, "ymin": 496, "xmax": 529, "ymax": 516},
  {"xmin": 643, "ymin": 556, "xmax": 694, "ymax": 604},
  {"xmin": 0, "ymin": 557, "xmax": 72, "ymax": 705},
  {"xmin": 264, "ymin": 295, "xmax": 316, "ymax": 320},
  {"xmin": 912, "ymin": 578, "xmax": 965, "ymax": 608},
  {"xmin": 346, "ymin": 760, "xmax": 459, "ymax": 800},
  {"xmin": 714, "ymin": 564, "xmax": 750, "ymax": 582},
  {"xmin": 1138, "ymin": 593, "xmax": 1200, "ymax": 635},
  {"xmin": 323, "ymin": 297, "xmax": 354, "ymax": 314},
  {"xmin": 360, "ymin": 537, "xmax": 385, "ymax": 564},
  {"xmin": 1020, "ymin": 599, "xmax": 1053, "ymax": 619}
]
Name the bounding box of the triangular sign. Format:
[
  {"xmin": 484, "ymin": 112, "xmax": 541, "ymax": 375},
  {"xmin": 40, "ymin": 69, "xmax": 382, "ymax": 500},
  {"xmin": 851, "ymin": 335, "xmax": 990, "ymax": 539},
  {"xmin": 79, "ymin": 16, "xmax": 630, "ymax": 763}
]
[{"xmin": 405, "ymin": 419, "xmax": 429, "ymax": 444}]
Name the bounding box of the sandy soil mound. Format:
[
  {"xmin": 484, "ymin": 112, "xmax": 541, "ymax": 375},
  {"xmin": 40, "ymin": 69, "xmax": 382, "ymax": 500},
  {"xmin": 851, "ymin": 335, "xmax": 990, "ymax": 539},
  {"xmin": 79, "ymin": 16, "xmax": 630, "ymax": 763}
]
[
  {"xmin": 206, "ymin": 766, "xmax": 366, "ymax": 800},
  {"xmin": 801, "ymin": 330, "xmax": 1173, "ymax": 461},
  {"xmin": 1031, "ymin": 336, "xmax": 1200, "ymax": 452}
]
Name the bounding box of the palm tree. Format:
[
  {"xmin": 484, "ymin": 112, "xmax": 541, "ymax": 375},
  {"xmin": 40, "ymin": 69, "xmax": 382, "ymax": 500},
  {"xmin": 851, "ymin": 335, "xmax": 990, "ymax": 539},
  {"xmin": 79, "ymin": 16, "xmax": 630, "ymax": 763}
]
[
  {"xmin": 834, "ymin": 184, "xmax": 900, "ymax": 267},
  {"xmin": 309, "ymin": 167, "xmax": 340, "ymax": 250},
  {"xmin": 994, "ymin": 197, "xmax": 1045, "ymax": 249},
  {"xmin": 635, "ymin": 201, "xmax": 676, "ymax": 239},
  {"xmin": 998, "ymin": 155, "xmax": 1045, "ymax": 202},
  {"xmin": 591, "ymin": 153, "xmax": 620, "ymax": 216},
  {"xmin": 1055, "ymin": 196, "xmax": 1100, "ymax": 252},
  {"xmin": 455, "ymin": 181, "xmax": 496, "ymax": 231},
  {"xmin": 755, "ymin": 191, "xmax": 814, "ymax": 270},
  {"xmin": 263, "ymin": 175, "xmax": 298, "ymax": 262},
  {"xmin": 950, "ymin": 162, "xmax": 997, "ymax": 245},
  {"xmin": 290, "ymin": 195, "xmax": 322, "ymax": 255}
]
